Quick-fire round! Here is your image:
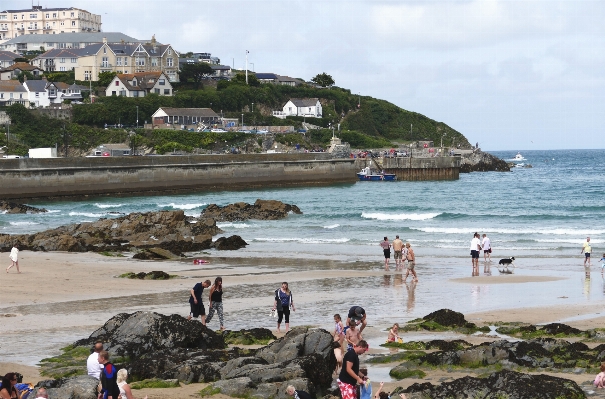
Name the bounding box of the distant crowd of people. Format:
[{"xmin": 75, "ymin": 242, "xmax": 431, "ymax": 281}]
[{"xmin": 379, "ymin": 236, "xmax": 417, "ymax": 280}]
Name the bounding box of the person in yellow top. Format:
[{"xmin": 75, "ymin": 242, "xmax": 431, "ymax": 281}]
[
  {"xmin": 392, "ymin": 235, "xmax": 404, "ymax": 270},
  {"xmin": 582, "ymin": 237, "xmax": 592, "ymax": 266}
]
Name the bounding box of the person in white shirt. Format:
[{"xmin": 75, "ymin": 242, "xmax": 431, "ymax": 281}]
[
  {"xmin": 87, "ymin": 341, "xmax": 104, "ymax": 379},
  {"xmin": 470, "ymin": 233, "xmax": 481, "ymax": 275},
  {"xmin": 6, "ymin": 243, "xmax": 20, "ymax": 273},
  {"xmin": 482, "ymin": 234, "xmax": 492, "ymax": 262}
]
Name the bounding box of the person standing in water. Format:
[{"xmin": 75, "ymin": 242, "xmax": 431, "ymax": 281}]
[
  {"xmin": 470, "ymin": 233, "xmax": 481, "ymax": 276},
  {"xmin": 272, "ymin": 282, "xmax": 295, "ymax": 333},
  {"xmin": 582, "ymin": 237, "xmax": 592, "ymax": 266},
  {"xmin": 482, "ymin": 234, "xmax": 492, "ymax": 262},
  {"xmin": 379, "ymin": 237, "xmax": 391, "ymax": 271},
  {"xmin": 392, "ymin": 235, "xmax": 404, "ymax": 270}
]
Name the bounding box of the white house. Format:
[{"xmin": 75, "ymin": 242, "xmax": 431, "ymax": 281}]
[
  {"xmin": 24, "ymin": 80, "xmax": 53, "ymax": 107},
  {"xmin": 274, "ymin": 98, "xmax": 322, "ymax": 119},
  {"xmin": 105, "ymin": 71, "xmax": 173, "ymax": 97},
  {"xmin": 151, "ymin": 107, "xmax": 219, "ymax": 128},
  {"xmin": 0, "ymin": 80, "xmax": 28, "ymax": 106}
]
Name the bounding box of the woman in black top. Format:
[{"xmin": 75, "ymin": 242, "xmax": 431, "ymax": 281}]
[
  {"xmin": 206, "ymin": 277, "xmax": 225, "ymax": 331},
  {"xmin": 0, "ymin": 373, "xmax": 18, "ymax": 399}
]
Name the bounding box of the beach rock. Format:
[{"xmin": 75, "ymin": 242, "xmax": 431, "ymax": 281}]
[
  {"xmin": 541, "ymin": 323, "xmax": 582, "ymax": 336},
  {"xmin": 200, "ymin": 199, "xmax": 302, "ymax": 222},
  {"xmin": 0, "ymin": 201, "xmax": 47, "ymax": 214},
  {"xmin": 34, "ymin": 375, "xmax": 98, "ymax": 399},
  {"xmin": 0, "ymin": 210, "xmax": 215, "ymax": 253},
  {"xmin": 223, "ymin": 328, "xmax": 276, "ymax": 345},
  {"xmin": 400, "ymin": 369, "xmax": 585, "ymax": 399},
  {"xmin": 120, "ymin": 271, "xmax": 171, "ymax": 280},
  {"xmin": 212, "ymin": 235, "xmax": 248, "ymax": 250},
  {"xmin": 423, "ymin": 309, "xmax": 468, "ymax": 327},
  {"xmin": 459, "ymin": 150, "xmax": 510, "ymax": 173},
  {"xmin": 73, "ymin": 311, "xmax": 226, "ymax": 358}
]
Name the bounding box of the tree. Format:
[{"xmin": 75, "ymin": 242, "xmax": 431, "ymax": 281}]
[
  {"xmin": 14, "ymin": 57, "xmax": 29, "ymax": 63},
  {"xmin": 231, "ymin": 72, "xmax": 260, "ymax": 87},
  {"xmin": 16, "ymin": 71, "xmax": 35, "ymax": 83},
  {"xmin": 311, "ymin": 72, "xmax": 335, "ymax": 88},
  {"xmin": 179, "ymin": 62, "xmax": 215, "ymax": 89},
  {"xmin": 97, "ymin": 71, "xmax": 117, "ymax": 87}
]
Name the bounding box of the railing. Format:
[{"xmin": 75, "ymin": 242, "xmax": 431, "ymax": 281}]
[{"xmin": 272, "ymin": 111, "xmax": 287, "ymax": 119}]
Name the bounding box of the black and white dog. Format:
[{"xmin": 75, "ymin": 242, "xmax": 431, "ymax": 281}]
[{"xmin": 498, "ymin": 257, "xmax": 515, "ymax": 274}]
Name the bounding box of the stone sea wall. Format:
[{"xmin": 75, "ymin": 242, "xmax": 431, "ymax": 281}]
[{"xmin": 0, "ymin": 153, "xmax": 356, "ymax": 200}]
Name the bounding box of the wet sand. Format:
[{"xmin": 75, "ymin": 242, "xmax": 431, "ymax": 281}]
[{"xmin": 2, "ymin": 251, "xmax": 605, "ymax": 397}]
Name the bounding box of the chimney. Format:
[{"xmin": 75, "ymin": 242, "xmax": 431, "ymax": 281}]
[{"xmin": 102, "ymin": 37, "xmax": 107, "ymax": 44}]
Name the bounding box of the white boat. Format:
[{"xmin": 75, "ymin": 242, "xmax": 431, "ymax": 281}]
[{"xmin": 513, "ymin": 152, "xmax": 525, "ymax": 161}]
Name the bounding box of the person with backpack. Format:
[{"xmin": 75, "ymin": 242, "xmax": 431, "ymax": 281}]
[{"xmin": 272, "ymin": 282, "xmax": 295, "ymax": 333}]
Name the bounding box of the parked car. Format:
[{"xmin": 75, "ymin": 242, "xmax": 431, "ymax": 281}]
[
  {"xmin": 396, "ymin": 151, "xmax": 408, "ymax": 157},
  {"xmin": 237, "ymin": 129, "xmax": 252, "ymax": 133},
  {"xmin": 211, "ymin": 128, "xmax": 227, "ymax": 133},
  {"xmin": 256, "ymin": 129, "xmax": 269, "ymax": 134}
]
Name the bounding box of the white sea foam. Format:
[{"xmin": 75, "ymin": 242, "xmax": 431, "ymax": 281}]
[
  {"xmin": 161, "ymin": 203, "xmax": 206, "ymax": 210},
  {"xmin": 94, "ymin": 203, "xmax": 123, "ymax": 209},
  {"xmin": 47, "ymin": 210, "xmax": 61, "ymax": 213},
  {"xmin": 0, "ymin": 210, "xmax": 7, "ymax": 214},
  {"xmin": 253, "ymin": 237, "xmax": 350, "ymax": 244},
  {"xmin": 361, "ymin": 212, "xmax": 440, "ymax": 221},
  {"xmin": 68, "ymin": 212, "xmax": 104, "ymax": 218},
  {"xmin": 9, "ymin": 221, "xmax": 40, "ymax": 226},
  {"xmin": 414, "ymin": 227, "xmax": 605, "ymax": 235},
  {"xmin": 217, "ymin": 222, "xmax": 251, "ymax": 229},
  {"xmin": 323, "ymin": 224, "xmax": 340, "ymax": 229}
]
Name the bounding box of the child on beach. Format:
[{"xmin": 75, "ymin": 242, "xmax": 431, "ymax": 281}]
[
  {"xmin": 387, "ymin": 323, "xmax": 401, "ymax": 343},
  {"xmin": 359, "ymin": 368, "xmax": 372, "ymax": 399},
  {"xmin": 594, "ymin": 362, "xmax": 605, "ymax": 388},
  {"xmin": 334, "ymin": 314, "xmax": 345, "ymax": 344},
  {"xmin": 345, "ymin": 320, "xmax": 362, "ymax": 351},
  {"xmin": 600, "ymin": 254, "xmax": 605, "ymax": 274},
  {"xmin": 332, "ymin": 341, "xmax": 343, "ymax": 374}
]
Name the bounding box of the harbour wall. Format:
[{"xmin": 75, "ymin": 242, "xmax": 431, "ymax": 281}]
[
  {"xmin": 0, "ymin": 153, "xmax": 357, "ymax": 200},
  {"xmin": 355, "ymin": 156, "xmax": 461, "ymax": 181}
]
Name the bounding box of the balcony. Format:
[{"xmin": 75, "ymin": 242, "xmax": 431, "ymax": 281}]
[{"xmin": 100, "ymin": 63, "xmax": 112, "ymax": 68}]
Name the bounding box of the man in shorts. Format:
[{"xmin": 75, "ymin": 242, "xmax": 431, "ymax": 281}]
[
  {"xmin": 581, "ymin": 237, "xmax": 592, "ymax": 266},
  {"xmin": 187, "ymin": 279, "xmax": 211, "ymax": 325},
  {"xmin": 392, "ymin": 235, "xmax": 404, "ymax": 270},
  {"xmin": 482, "ymin": 234, "xmax": 492, "ymax": 262},
  {"xmin": 338, "ymin": 340, "xmax": 368, "ymax": 399},
  {"xmin": 379, "ymin": 237, "xmax": 391, "ymax": 271},
  {"xmin": 470, "ymin": 233, "xmax": 481, "ymax": 275}
]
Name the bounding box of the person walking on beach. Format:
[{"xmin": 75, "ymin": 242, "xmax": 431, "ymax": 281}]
[
  {"xmin": 379, "ymin": 237, "xmax": 391, "ymax": 271},
  {"xmin": 187, "ymin": 279, "xmax": 211, "ymax": 324},
  {"xmin": 206, "ymin": 277, "xmax": 225, "ymax": 331},
  {"xmin": 272, "ymin": 282, "xmax": 295, "ymax": 333},
  {"xmin": 87, "ymin": 340, "xmax": 104, "ymax": 379},
  {"xmin": 404, "ymin": 242, "xmax": 417, "ymax": 282},
  {"xmin": 6, "ymin": 243, "xmax": 20, "ymax": 273},
  {"xmin": 338, "ymin": 340, "xmax": 368, "ymax": 399},
  {"xmin": 482, "ymin": 234, "xmax": 492, "ymax": 262},
  {"xmin": 470, "ymin": 233, "xmax": 481, "ymax": 275},
  {"xmin": 582, "ymin": 237, "xmax": 592, "ymax": 266},
  {"xmin": 346, "ymin": 306, "xmax": 367, "ymax": 332},
  {"xmin": 392, "ymin": 235, "xmax": 404, "ymax": 270}
]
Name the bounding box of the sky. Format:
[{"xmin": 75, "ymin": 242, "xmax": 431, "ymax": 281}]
[{"xmin": 4, "ymin": 0, "xmax": 605, "ymax": 150}]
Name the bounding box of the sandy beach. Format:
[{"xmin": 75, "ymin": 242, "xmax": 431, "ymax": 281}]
[{"xmin": 2, "ymin": 250, "xmax": 605, "ymax": 397}]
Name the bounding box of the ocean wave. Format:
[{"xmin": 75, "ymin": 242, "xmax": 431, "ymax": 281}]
[
  {"xmin": 253, "ymin": 237, "xmax": 350, "ymax": 244},
  {"xmin": 413, "ymin": 227, "xmax": 605, "ymax": 235},
  {"xmin": 47, "ymin": 210, "xmax": 61, "ymax": 213},
  {"xmin": 9, "ymin": 221, "xmax": 40, "ymax": 226},
  {"xmin": 0, "ymin": 210, "xmax": 6, "ymax": 214},
  {"xmin": 361, "ymin": 212, "xmax": 440, "ymax": 221},
  {"xmin": 323, "ymin": 224, "xmax": 340, "ymax": 229},
  {"xmin": 217, "ymin": 222, "xmax": 251, "ymax": 229},
  {"xmin": 94, "ymin": 203, "xmax": 123, "ymax": 209},
  {"xmin": 160, "ymin": 203, "xmax": 206, "ymax": 210},
  {"xmin": 68, "ymin": 212, "xmax": 104, "ymax": 218}
]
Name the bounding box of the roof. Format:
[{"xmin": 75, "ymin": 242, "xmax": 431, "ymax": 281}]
[
  {"xmin": 211, "ymin": 65, "xmax": 231, "ymax": 71},
  {"xmin": 289, "ymin": 98, "xmax": 320, "ymax": 107},
  {"xmin": 277, "ymin": 75, "xmax": 304, "ymax": 84},
  {"xmin": 34, "ymin": 48, "xmax": 82, "ymax": 59},
  {"xmin": 0, "ymin": 62, "xmax": 42, "ymax": 72},
  {"xmin": 1, "ymin": 32, "xmax": 140, "ymax": 45},
  {"xmin": 1, "ymin": 7, "xmax": 93, "ymax": 13},
  {"xmin": 24, "ymin": 80, "xmax": 48, "ymax": 92},
  {"xmin": 0, "ymin": 81, "xmax": 27, "ymax": 92},
  {"xmin": 156, "ymin": 107, "xmax": 219, "ymax": 118},
  {"xmin": 255, "ymin": 73, "xmax": 278, "ymax": 80},
  {"xmin": 115, "ymin": 72, "xmax": 167, "ymax": 92},
  {"xmin": 0, "ymin": 51, "xmax": 19, "ymax": 61}
]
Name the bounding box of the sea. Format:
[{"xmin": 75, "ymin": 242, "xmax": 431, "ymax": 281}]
[{"xmin": 2, "ymin": 149, "xmax": 605, "ymax": 366}]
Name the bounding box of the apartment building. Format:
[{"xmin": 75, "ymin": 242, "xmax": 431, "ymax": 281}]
[
  {"xmin": 1, "ymin": 32, "xmax": 138, "ymax": 54},
  {"xmin": 0, "ymin": 6, "xmax": 102, "ymax": 44}
]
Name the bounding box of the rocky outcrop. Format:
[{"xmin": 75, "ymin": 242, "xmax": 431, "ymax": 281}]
[
  {"xmin": 119, "ymin": 271, "xmax": 171, "ymax": 280},
  {"xmin": 459, "ymin": 150, "xmax": 510, "ymax": 172},
  {"xmin": 200, "ymin": 199, "xmax": 302, "ymax": 222},
  {"xmin": 0, "ymin": 201, "xmax": 47, "ymax": 214},
  {"xmin": 74, "ymin": 312, "xmax": 226, "ymax": 359},
  {"xmin": 401, "ymin": 309, "xmax": 490, "ymax": 333},
  {"xmin": 213, "ymin": 235, "xmax": 248, "ymax": 250},
  {"xmin": 34, "ymin": 375, "xmax": 98, "ymax": 399},
  {"xmin": 0, "ymin": 210, "xmax": 213, "ymax": 254},
  {"xmin": 400, "ymin": 369, "xmax": 585, "ymax": 399}
]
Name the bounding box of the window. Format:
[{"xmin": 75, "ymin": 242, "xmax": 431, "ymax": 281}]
[
  {"xmin": 60, "ymin": 58, "xmax": 65, "ymax": 63},
  {"xmin": 159, "ymin": 79, "xmax": 165, "ymax": 85},
  {"xmin": 103, "ymin": 46, "xmax": 106, "ymax": 54},
  {"xmin": 116, "ymin": 57, "xmax": 122, "ymax": 66},
  {"xmin": 14, "ymin": 15, "xmax": 17, "ymax": 19},
  {"xmin": 151, "ymin": 57, "xmax": 158, "ymax": 66},
  {"xmin": 59, "ymin": 66, "xmax": 65, "ymax": 71},
  {"xmin": 133, "ymin": 91, "xmax": 139, "ymax": 98},
  {"xmin": 168, "ymin": 49, "xmax": 172, "ymax": 55},
  {"xmin": 45, "ymin": 13, "xmax": 49, "ymax": 18},
  {"xmin": 102, "ymin": 57, "xmax": 108, "ymax": 67},
  {"xmin": 124, "ymin": 58, "xmax": 128, "ymax": 66},
  {"xmin": 53, "ymin": 13, "xmax": 56, "ymax": 18},
  {"xmin": 119, "ymin": 90, "xmax": 126, "ymax": 96},
  {"xmin": 30, "ymin": 14, "xmax": 37, "ymax": 18},
  {"xmin": 71, "ymin": 58, "xmax": 76, "ymax": 63},
  {"xmin": 115, "ymin": 81, "xmax": 119, "ymax": 86},
  {"xmin": 136, "ymin": 57, "xmax": 145, "ymax": 66},
  {"xmin": 71, "ymin": 12, "xmax": 74, "ymax": 17},
  {"xmin": 10, "ymin": 93, "xmax": 13, "ymax": 98},
  {"xmin": 35, "ymin": 92, "xmax": 39, "ymax": 98},
  {"xmin": 71, "ymin": 21, "xmax": 75, "ymax": 27},
  {"xmin": 167, "ymin": 58, "xmax": 173, "ymax": 67},
  {"xmin": 0, "ymin": 93, "xmax": 3, "ymax": 98},
  {"xmin": 164, "ymin": 89, "xmax": 170, "ymax": 95},
  {"xmin": 84, "ymin": 70, "xmax": 90, "ymax": 81},
  {"xmin": 0, "ymin": 15, "xmax": 6, "ymax": 20},
  {"xmin": 154, "ymin": 88, "xmax": 159, "ymax": 94}
]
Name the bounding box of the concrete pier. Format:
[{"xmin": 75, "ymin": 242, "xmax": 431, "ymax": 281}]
[{"xmin": 355, "ymin": 156, "xmax": 461, "ymax": 181}]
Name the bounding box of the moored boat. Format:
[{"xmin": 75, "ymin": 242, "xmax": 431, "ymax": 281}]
[{"xmin": 356, "ymin": 166, "xmax": 396, "ymax": 181}]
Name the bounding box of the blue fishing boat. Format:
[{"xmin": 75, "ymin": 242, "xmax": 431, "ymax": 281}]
[{"xmin": 356, "ymin": 167, "xmax": 396, "ymax": 181}]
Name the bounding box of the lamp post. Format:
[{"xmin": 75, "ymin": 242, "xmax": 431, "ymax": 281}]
[
  {"xmin": 136, "ymin": 106, "xmax": 139, "ymax": 129},
  {"xmin": 245, "ymin": 50, "xmax": 249, "ymax": 85},
  {"xmin": 129, "ymin": 130, "xmax": 135, "ymax": 156},
  {"xmin": 241, "ymin": 113, "xmax": 244, "ymax": 127}
]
